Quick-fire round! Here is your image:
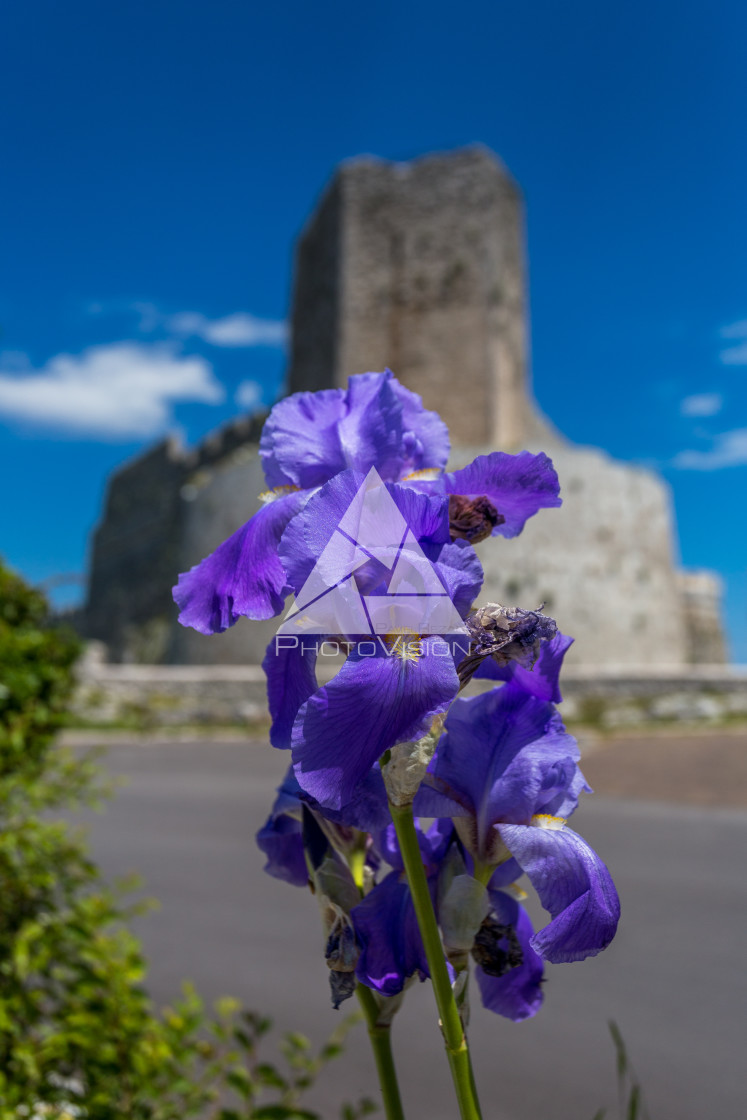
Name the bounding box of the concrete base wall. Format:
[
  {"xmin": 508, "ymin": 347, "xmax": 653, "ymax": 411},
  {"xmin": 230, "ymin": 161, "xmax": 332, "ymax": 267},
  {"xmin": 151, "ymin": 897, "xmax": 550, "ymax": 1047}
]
[{"xmin": 72, "ymin": 650, "xmax": 747, "ymax": 731}]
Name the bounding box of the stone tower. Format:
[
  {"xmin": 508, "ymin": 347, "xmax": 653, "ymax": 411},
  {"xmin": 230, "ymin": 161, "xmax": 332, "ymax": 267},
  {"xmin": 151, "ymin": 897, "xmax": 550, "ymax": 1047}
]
[
  {"xmin": 83, "ymin": 145, "xmax": 725, "ymax": 667},
  {"xmin": 288, "ymin": 146, "xmax": 553, "ymax": 448}
]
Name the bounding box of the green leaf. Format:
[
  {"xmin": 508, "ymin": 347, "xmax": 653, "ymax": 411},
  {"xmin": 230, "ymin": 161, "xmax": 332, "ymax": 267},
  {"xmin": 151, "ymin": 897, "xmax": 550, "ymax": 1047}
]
[
  {"xmin": 255, "ymin": 1062, "xmax": 289, "ymax": 1091},
  {"xmin": 226, "ymin": 1066, "xmax": 255, "ymax": 1099},
  {"xmin": 608, "ymin": 1020, "xmax": 627, "ymax": 1079},
  {"xmin": 627, "ymin": 1084, "xmax": 641, "ymax": 1120}
]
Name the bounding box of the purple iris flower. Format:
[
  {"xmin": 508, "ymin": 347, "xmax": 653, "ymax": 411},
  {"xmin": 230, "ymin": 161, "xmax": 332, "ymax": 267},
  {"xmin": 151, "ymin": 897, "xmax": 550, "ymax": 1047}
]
[
  {"xmin": 268, "ymin": 472, "xmax": 483, "ymax": 810},
  {"xmin": 351, "ymin": 819, "xmax": 453, "ymax": 997},
  {"xmin": 443, "ymin": 451, "xmax": 562, "ymax": 539},
  {"xmin": 472, "ymin": 631, "xmax": 575, "ymax": 704},
  {"xmin": 256, "ymin": 764, "xmax": 393, "ymax": 890},
  {"xmin": 415, "ymin": 681, "xmax": 620, "ymax": 963},
  {"xmin": 256, "ymin": 772, "xmax": 309, "ymax": 889},
  {"xmin": 405, "ymin": 450, "xmax": 562, "ymax": 543},
  {"xmin": 173, "ymin": 370, "xmax": 450, "ymax": 634},
  {"xmin": 497, "ymin": 819, "xmax": 620, "ymax": 962},
  {"xmin": 472, "ymin": 871, "xmax": 545, "ymax": 1022}
]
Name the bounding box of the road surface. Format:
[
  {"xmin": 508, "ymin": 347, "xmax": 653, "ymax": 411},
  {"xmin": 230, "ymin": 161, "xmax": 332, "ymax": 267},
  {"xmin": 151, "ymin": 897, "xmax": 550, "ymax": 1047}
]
[{"xmin": 71, "ymin": 736, "xmax": 747, "ymax": 1120}]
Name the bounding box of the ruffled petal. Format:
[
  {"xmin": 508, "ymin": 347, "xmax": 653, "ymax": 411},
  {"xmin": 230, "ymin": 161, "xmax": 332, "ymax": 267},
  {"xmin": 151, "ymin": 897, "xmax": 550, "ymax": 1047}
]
[
  {"xmin": 173, "ymin": 490, "xmax": 307, "ymax": 633},
  {"xmin": 373, "ymin": 817, "xmax": 454, "ymax": 875},
  {"xmin": 260, "ymin": 388, "xmax": 349, "ymax": 490},
  {"xmin": 262, "ymin": 637, "xmax": 318, "ymax": 749},
  {"xmin": 292, "ymin": 639, "xmax": 459, "ymax": 810},
  {"xmin": 337, "ymin": 371, "xmax": 421, "ymax": 482},
  {"xmin": 309, "ymin": 765, "xmax": 392, "ymax": 834},
  {"xmin": 427, "ymin": 538, "xmax": 484, "ymax": 620},
  {"xmin": 352, "ymin": 870, "xmax": 429, "ymax": 996},
  {"xmin": 445, "ymin": 451, "xmax": 561, "ymax": 538},
  {"xmin": 279, "ymin": 470, "xmax": 450, "ymax": 597},
  {"xmin": 255, "ymin": 813, "xmax": 308, "ymax": 889},
  {"xmin": 497, "ymin": 821, "xmax": 620, "ymax": 963},
  {"xmin": 422, "ymin": 682, "xmax": 581, "ymax": 859},
  {"xmin": 389, "ymin": 376, "xmax": 450, "ymax": 474},
  {"xmin": 473, "ymin": 632, "xmax": 574, "ymax": 704},
  {"xmin": 260, "ymin": 371, "xmax": 450, "ymax": 491},
  {"xmin": 475, "ymin": 897, "xmax": 544, "ymax": 1021}
]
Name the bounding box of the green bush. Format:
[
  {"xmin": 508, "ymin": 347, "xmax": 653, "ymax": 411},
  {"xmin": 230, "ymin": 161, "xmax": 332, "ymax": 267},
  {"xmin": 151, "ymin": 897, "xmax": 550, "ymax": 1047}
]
[
  {"xmin": 0, "ymin": 564, "xmax": 81, "ymax": 780},
  {"xmin": 0, "ymin": 561, "xmax": 369, "ymax": 1120}
]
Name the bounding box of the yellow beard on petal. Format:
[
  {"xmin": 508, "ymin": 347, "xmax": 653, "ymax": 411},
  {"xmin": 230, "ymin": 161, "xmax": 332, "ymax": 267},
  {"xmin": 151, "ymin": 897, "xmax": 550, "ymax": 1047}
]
[
  {"xmin": 400, "ymin": 468, "xmax": 442, "ymax": 482},
  {"xmin": 384, "ymin": 627, "xmax": 423, "ymax": 665},
  {"xmin": 530, "ymin": 813, "xmax": 567, "ymax": 830},
  {"xmin": 258, "ymin": 484, "xmax": 302, "ymax": 504}
]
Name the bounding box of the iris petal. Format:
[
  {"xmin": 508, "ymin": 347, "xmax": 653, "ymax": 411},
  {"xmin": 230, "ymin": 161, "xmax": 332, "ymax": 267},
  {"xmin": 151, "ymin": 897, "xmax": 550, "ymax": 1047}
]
[
  {"xmin": 260, "ymin": 371, "xmax": 450, "ymax": 492},
  {"xmin": 475, "ymin": 899, "xmax": 544, "ymax": 1021},
  {"xmin": 352, "ymin": 870, "xmax": 430, "ymax": 996},
  {"xmin": 445, "ymin": 451, "xmax": 561, "ymax": 538},
  {"xmin": 280, "ymin": 470, "xmax": 451, "ymax": 596},
  {"xmin": 255, "ymin": 777, "xmax": 308, "ymax": 891},
  {"xmin": 497, "ymin": 822, "xmax": 621, "ymax": 963},
  {"xmin": 389, "ymin": 376, "xmax": 451, "ymax": 474},
  {"xmin": 173, "ymin": 490, "xmax": 307, "ymax": 633},
  {"xmin": 256, "ymin": 815, "xmax": 308, "ymax": 888},
  {"xmin": 262, "ymin": 638, "xmax": 318, "ymax": 749},
  {"xmin": 428, "ymin": 538, "xmax": 484, "ymax": 619},
  {"xmin": 473, "ymin": 632, "xmax": 574, "ymax": 704},
  {"xmin": 421, "ymin": 683, "xmax": 582, "ymax": 859},
  {"xmin": 292, "ymin": 639, "xmax": 459, "ymax": 810}
]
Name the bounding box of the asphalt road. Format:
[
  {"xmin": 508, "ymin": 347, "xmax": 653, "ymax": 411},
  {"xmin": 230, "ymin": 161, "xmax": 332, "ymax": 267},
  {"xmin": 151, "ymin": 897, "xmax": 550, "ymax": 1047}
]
[{"xmin": 72, "ymin": 738, "xmax": 747, "ymax": 1120}]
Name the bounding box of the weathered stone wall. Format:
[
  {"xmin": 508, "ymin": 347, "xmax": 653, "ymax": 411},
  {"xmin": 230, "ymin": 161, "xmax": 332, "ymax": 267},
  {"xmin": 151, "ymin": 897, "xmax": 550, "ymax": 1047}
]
[
  {"xmin": 86, "ymin": 439, "xmax": 186, "ymax": 662},
  {"xmin": 168, "ymin": 442, "xmax": 281, "ymax": 665},
  {"xmin": 677, "ymin": 570, "xmax": 728, "ymax": 664},
  {"xmin": 469, "ymin": 443, "xmax": 690, "ymax": 666},
  {"xmin": 84, "ymin": 415, "xmax": 266, "ymax": 663},
  {"xmin": 288, "ymin": 147, "xmax": 554, "ymax": 448}
]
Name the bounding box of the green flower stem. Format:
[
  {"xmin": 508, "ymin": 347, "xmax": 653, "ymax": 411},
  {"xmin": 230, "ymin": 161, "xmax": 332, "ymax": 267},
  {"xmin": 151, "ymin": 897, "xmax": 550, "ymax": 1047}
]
[
  {"xmin": 388, "ymin": 801, "xmax": 483, "ymax": 1120},
  {"xmin": 356, "ymin": 983, "xmax": 406, "ymax": 1120}
]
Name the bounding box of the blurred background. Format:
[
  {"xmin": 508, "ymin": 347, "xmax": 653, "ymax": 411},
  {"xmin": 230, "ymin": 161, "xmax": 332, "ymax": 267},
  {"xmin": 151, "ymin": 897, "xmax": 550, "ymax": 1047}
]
[{"xmin": 1, "ymin": 2, "xmax": 746, "ymax": 1118}]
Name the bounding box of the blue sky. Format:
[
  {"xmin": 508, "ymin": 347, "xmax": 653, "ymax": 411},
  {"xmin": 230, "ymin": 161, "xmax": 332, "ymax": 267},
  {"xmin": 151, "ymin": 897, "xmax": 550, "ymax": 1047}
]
[{"xmin": 2, "ymin": 0, "xmax": 746, "ymax": 659}]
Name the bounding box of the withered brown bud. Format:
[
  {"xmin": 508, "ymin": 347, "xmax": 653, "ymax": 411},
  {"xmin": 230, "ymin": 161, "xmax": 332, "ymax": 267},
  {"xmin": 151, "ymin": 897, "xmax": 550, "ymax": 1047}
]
[
  {"xmin": 471, "ymin": 916, "xmax": 524, "ymax": 978},
  {"xmin": 448, "ymin": 494, "xmax": 504, "ymax": 544},
  {"xmin": 457, "ymin": 602, "xmax": 558, "ymax": 686}
]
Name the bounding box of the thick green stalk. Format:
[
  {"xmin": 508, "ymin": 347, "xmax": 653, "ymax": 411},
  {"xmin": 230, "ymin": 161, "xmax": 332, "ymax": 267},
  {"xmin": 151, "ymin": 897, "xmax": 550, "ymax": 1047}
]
[
  {"xmin": 356, "ymin": 984, "xmax": 406, "ymax": 1120},
  {"xmin": 389, "ymin": 801, "xmax": 483, "ymax": 1120}
]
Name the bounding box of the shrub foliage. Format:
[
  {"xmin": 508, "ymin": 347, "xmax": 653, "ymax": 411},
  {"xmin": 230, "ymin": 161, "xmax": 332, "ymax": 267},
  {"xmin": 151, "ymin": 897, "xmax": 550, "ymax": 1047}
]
[{"xmin": 0, "ymin": 561, "xmax": 370, "ymax": 1120}]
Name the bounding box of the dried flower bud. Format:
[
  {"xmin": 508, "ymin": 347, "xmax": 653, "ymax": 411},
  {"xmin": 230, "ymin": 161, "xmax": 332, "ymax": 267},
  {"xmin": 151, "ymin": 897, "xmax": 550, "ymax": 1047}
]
[
  {"xmin": 457, "ymin": 602, "xmax": 557, "ymax": 686},
  {"xmin": 471, "ymin": 916, "xmax": 524, "ymax": 978},
  {"xmin": 448, "ymin": 494, "xmax": 504, "ymax": 544},
  {"xmin": 329, "ymin": 969, "xmax": 357, "ymax": 1010}
]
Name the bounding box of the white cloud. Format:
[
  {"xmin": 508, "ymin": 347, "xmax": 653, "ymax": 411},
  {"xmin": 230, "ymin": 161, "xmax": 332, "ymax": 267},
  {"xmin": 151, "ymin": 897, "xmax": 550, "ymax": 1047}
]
[
  {"xmin": 167, "ymin": 310, "xmax": 287, "ymax": 348},
  {"xmin": 672, "ymin": 428, "xmax": 747, "ymax": 470},
  {"xmin": 720, "ymin": 341, "xmax": 747, "ymax": 366},
  {"xmin": 0, "ymin": 342, "xmax": 224, "ymax": 439},
  {"xmin": 235, "ymin": 379, "xmax": 262, "ymax": 410},
  {"xmin": 719, "ymin": 318, "xmax": 747, "ymax": 364},
  {"xmin": 85, "ymin": 299, "xmax": 288, "ymax": 349},
  {"xmin": 680, "ymin": 392, "xmax": 723, "ymax": 417},
  {"xmin": 720, "ymin": 319, "xmax": 747, "ymax": 339}
]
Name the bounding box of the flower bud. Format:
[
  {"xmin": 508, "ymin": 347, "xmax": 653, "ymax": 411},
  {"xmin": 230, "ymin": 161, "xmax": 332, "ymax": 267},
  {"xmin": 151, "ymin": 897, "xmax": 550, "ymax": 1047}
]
[
  {"xmin": 382, "ymin": 714, "xmax": 445, "ymax": 807},
  {"xmin": 440, "ymin": 874, "xmax": 491, "ymax": 954},
  {"xmin": 457, "ymin": 602, "xmax": 557, "ymax": 686},
  {"xmin": 448, "ymin": 494, "xmax": 504, "ymax": 544},
  {"xmin": 471, "ymin": 915, "xmax": 524, "ymax": 978}
]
